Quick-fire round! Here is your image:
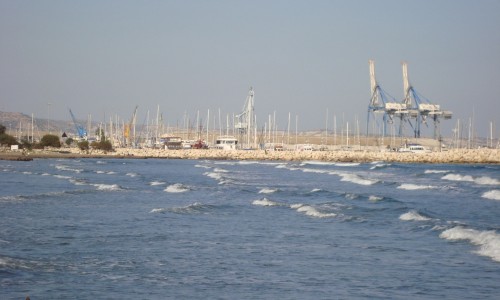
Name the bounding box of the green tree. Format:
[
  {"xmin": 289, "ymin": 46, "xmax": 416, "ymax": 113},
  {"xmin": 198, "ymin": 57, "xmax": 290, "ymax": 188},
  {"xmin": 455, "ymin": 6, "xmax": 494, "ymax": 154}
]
[
  {"xmin": 40, "ymin": 134, "xmax": 61, "ymax": 148},
  {"xmin": 0, "ymin": 124, "xmax": 6, "ymax": 135},
  {"xmin": 77, "ymin": 140, "xmax": 89, "ymax": 150},
  {"xmin": 0, "ymin": 133, "xmax": 18, "ymax": 146},
  {"xmin": 65, "ymin": 137, "xmax": 74, "ymax": 146}
]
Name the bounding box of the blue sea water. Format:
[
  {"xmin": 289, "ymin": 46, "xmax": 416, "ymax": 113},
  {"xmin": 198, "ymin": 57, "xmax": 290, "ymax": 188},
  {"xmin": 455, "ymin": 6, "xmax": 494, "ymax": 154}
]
[{"xmin": 1, "ymin": 158, "xmax": 499, "ymax": 299}]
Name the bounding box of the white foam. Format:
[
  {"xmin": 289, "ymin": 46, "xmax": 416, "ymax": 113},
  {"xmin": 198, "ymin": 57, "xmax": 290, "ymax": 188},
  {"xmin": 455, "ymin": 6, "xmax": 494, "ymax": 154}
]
[
  {"xmin": 204, "ymin": 172, "xmax": 222, "ymax": 181},
  {"xmin": 194, "ymin": 164, "xmax": 211, "ymax": 169},
  {"xmin": 106, "ymin": 171, "xmax": 117, "ymax": 175},
  {"xmin": 339, "ymin": 173, "xmax": 377, "ymax": 186},
  {"xmin": 301, "ymin": 161, "xmax": 336, "ymax": 166},
  {"xmin": 399, "ymin": 210, "xmax": 431, "ymax": 221},
  {"xmin": 368, "ymin": 195, "xmax": 383, "ymax": 201},
  {"xmin": 55, "ymin": 165, "xmax": 82, "ymax": 173},
  {"xmin": 258, "ymin": 188, "xmax": 277, "ymax": 194},
  {"xmin": 439, "ymin": 226, "xmax": 500, "ymax": 262},
  {"xmin": 370, "ymin": 163, "xmax": 391, "ymax": 170},
  {"xmin": 334, "ymin": 162, "xmax": 360, "ymax": 167},
  {"xmin": 41, "ymin": 173, "xmax": 50, "ymax": 176},
  {"xmin": 93, "ymin": 183, "xmax": 122, "ymax": 191},
  {"xmin": 292, "ymin": 204, "xmax": 336, "ymax": 218},
  {"xmin": 213, "ymin": 168, "xmax": 228, "ymax": 173},
  {"xmin": 424, "ymin": 169, "xmax": 450, "ymax": 174},
  {"xmin": 310, "ymin": 188, "xmax": 322, "ymax": 193},
  {"xmin": 397, "ymin": 183, "xmax": 437, "ymax": 190},
  {"xmin": 442, "ymin": 174, "xmax": 499, "ymax": 185},
  {"xmin": 22, "ymin": 171, "xmax": 33, "ymax": 175},
  {"xmin": 482, "ymin": 190, "xmax": 500, "ymax": 201},
  {"xmin": 302, "ymin": 168, "xmax": 329, "ymax": 174},
  {"xmin": 69, "ymin": 179, "xmax": 87, "ymax": 186},
  {"xmin": 150, "ymin": 208, "xmax": 166, "ymax": 213},
  {"xmin": 96, "ymin": 171, "xmax": 105, "ymax": 174},
  {"xmin": 126, "ymin": 172, "xmax": 138, "ymax": 177},
  {"xmin": 164, "ymin": 183, "xmax": 190, "ymax": 193},
  {"xmin": 149, "ymin": 181, "xmax": 166, "ymax": 186},
  {"xmin": 252, "ymin": 198, "xmax": 280, "ymax": 206},
  {"xmin": 53, "ymin": 175, "xmax": 72, "ymax": 179}
]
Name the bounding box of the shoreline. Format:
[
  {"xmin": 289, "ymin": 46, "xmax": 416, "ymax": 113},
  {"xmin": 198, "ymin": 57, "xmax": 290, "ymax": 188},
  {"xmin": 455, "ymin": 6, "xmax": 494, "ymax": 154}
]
[{"xmin": 1, "ymin": 148, "xmax": 499, "ymax": 164}]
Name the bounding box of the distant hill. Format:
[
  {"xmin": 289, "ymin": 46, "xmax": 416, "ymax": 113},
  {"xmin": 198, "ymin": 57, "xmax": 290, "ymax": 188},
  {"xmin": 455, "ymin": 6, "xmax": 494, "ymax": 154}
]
[{"xmin": 0, "ymin": 111, "xmax": 85, "ymax": 138}]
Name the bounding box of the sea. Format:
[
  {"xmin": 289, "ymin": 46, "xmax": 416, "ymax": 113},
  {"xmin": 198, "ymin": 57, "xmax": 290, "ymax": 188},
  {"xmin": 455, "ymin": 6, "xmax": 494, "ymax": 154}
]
[{"xmin": 1, "ymin": 158, "xmax": 499, "ymax": 299}]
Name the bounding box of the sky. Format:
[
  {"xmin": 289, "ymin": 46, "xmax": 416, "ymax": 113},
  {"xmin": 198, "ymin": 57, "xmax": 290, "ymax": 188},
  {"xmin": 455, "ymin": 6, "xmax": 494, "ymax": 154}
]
[{"xmin": 1, "ymin": 0, "xmax": 499, "ymax": 138}]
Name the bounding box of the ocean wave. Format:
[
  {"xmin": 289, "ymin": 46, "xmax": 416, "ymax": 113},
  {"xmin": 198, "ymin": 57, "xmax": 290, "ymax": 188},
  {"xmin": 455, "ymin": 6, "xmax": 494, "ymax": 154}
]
[
  {"xmin": 300, "ymin": 161, "xmax": 336, "ymax": 166},
  {"xmin": 439, "ymin": 226, "xmax": 500, "ymax": 262},
  {"xmin": 424, "ymin": 169, "xmax": 450, "ymax": 174},
  {"xmin": 368, "ymin": 195, "xmax": 383, "ymax": 201},
  {"xmin": 482, "ymin": 190, "xmax": 500, "ymax": 201},
  {"xmin": 442, "ymin": 174, "xmax": 499, "ymax": 185},
  {"xmin": 397, "ymin": 183, "xmax": 437, "ymax": 190},
  {"xmin": 156, "ymin": 202, "xmax": 214, "ymax": 214},
  {"xmin": 149, "ymin": 181, "xmax": 166, "ymax": 186},
  {"xmin": 126, "ymin": 172, "xmax": 138, "ymax": 177},
  {"xmin": 291, "ymin": 204, "xmax": 337, "ymax": 218},
  {"xmin": 258, "ymin": 188, "xmax": 278, "ymax": 194},
  {"xmin": 335, "ymin": 162, "xmax": 360, "ymax": 167},
  {"xmin": 204, "ymin": 172, "xmax": 223, "ymax": 181},
  {"xmin": 339, "ymin": 173, "xmax": 378, "ymax": 186},
  {"xmin": 55, "ymin": 165, "xmax": 82, "ymax": 173},
  {"xmin": 53, "ymin": 174, "xmax": 72, "ymax": 179},
  {"xmin": 91, "ymin": 183, "xmax": 123, "ymax": 191},
  {"xmin": 370, "ymin": 163, "xmax": 391, "ymax": 170},
  {"xmin": 310, "ymin": 188, "xmax": 323, "ymax": 193},
  {"xmin": 399, "ymin": 210, "xmax": 431, "ymax": 221},
  {"xmin": 252, "ymin": 198, "xmax": 280, "ymax": 206},
  {"xmin": 194, "ymin": 164, "xmax": 211, "ymax": 169},
  {"xmin": 164, "ymin": 183, "xmax": 190, "ymax": 193},
  {"xmin": 213, "ymin": 168, "xmax": 228, "ymax": 173},
  {"xmin": 69, "ymin": 178, "xmax": 87, "ymax": 186}
]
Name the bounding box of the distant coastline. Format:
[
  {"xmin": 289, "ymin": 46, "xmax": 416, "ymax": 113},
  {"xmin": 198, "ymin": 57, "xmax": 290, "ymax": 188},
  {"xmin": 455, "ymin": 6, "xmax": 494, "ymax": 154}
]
[{"xmin": 1, "ymin": 148, "xmax": 498, "ymax": 164}]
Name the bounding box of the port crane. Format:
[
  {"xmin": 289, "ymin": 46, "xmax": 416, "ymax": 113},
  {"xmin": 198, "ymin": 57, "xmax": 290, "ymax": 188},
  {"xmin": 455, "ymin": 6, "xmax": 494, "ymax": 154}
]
[
  {"xmin": 366, "ymin": 60, "xmax": 407, "ymax": 137},
  {"xmin": 68, "ymin": 109, "xmax": 87, "ymax": 140},
  {"xmin": 235, "ymin": 87, "xmax": 255, "ymax": 148},
  {"xmin": 401, "ymin": 61, "xmax": 452, "ymax": 138}
]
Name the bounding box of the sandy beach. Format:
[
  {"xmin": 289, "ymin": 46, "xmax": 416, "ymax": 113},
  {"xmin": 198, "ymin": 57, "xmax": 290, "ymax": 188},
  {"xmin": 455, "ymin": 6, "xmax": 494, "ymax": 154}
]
[{"xmin": 1, "ymin": 147, "xmax": 499, "ymax": 164}]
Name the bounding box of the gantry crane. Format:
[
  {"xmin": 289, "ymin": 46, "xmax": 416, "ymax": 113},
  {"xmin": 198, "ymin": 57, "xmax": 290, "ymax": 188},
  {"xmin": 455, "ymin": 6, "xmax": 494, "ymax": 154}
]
[{"xmin": 401, "ymin": 61, "xmax": 452, "ymax": 138}]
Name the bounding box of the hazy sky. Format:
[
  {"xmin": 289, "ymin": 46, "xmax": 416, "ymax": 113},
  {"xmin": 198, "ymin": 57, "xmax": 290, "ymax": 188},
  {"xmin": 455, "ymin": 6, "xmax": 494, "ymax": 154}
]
[{"xmin": 1, "ymin": 0, "xmax": 499, "ymax": 137}]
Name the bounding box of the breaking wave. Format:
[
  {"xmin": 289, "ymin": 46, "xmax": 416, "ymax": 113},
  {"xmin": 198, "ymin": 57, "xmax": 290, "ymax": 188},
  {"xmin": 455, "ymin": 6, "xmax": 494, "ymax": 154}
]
[
  {"xmin": 252, "ymin": 198, "xmax": 280, "ymax": 206},
  {"xmin": 439, "ymin": 226, "xmax": 500, "ymax": 262},
  {"xmin": 370, "ymin": 163, "xmax": 391, "ymax": 170},
  {"xmin": 424, "ymin": 169, "xmax": 450, "ymax": 174},
  {"xmin": 368, "ymin": 195, "xmax": 383, "ymax": 202},
  {"xmin": 442, "ymin": 174, "xmax": 499, "ymax": 185},
  {"xmin": 291, "ymin": 203, "xmax": 337, "ymax": 218},
  {"xmin": 151, "ymin": 202, "xmax": 214, "ymax": 214},
  {"xmin": 92, "ymin": 183, "xmax": 123, "ymax": 191},
  {"xmin": 338, "ymin": 173, "xmax": 377, "ymax": 186},
  {"xmin": 164, "ymin": 183, "xmax": 190, "ymax": 193},
  {"xmin": 55, "ymin": 165, "xmax": 82, "ymax": 173},
  {"xmin": 149, "ymin": 181, "xmax": 166, "ymax": 186},
  {"xmin": 258, "ymin": 188, "xmax": 278, "ymax": 194},
  {"xmin": 126, "ymin": 172, "xmax": 138, "ymax": 177},
  {"xmin": 397, "ymin": 183, "xmax": 437, "ymax": 190},
  {"xmin": 399, "ymin": 210, "xmax": 431, "ymax": 221},
  {"xmin": 482, "ymin": 190, "xmax": 500, "ymax": 201}
]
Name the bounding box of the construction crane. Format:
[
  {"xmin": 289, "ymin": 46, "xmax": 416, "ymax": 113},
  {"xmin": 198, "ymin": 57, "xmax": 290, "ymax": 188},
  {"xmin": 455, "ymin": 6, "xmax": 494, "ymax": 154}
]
[
  {"xmin": 401, "ymin": 61, "xmax": 452, "ymax": 138},
  {"xmin": 366, "ymin": 60, "xmax": 407, "ymax": 137},
  {"xmin": 68, "ymin": 109, "xmax": 88, "ymax": 140},
  {"xmin": 235, "ymin": 87, "xmax": 255, "ymax": 148}
]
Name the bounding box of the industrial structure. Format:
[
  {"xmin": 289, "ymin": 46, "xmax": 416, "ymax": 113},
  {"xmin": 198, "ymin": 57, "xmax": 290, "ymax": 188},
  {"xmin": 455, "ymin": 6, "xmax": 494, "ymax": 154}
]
[
  {"xmin": 366, "ymin": 60, "xmax": 452, "ymax": 140},
  {"xmin": 68, "ymin": 109, "xmax": 87, "ymax": 140},
  {"xmin": 235, "ymin": 87, "xmax": 256, "ymax": 148}
]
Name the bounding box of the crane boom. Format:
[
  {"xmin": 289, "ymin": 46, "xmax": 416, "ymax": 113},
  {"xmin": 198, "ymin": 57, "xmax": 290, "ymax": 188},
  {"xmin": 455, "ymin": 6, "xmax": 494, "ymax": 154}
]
[{"xmin": 69, "ymin": 109, "xmax": 87, "ymax": 139}]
